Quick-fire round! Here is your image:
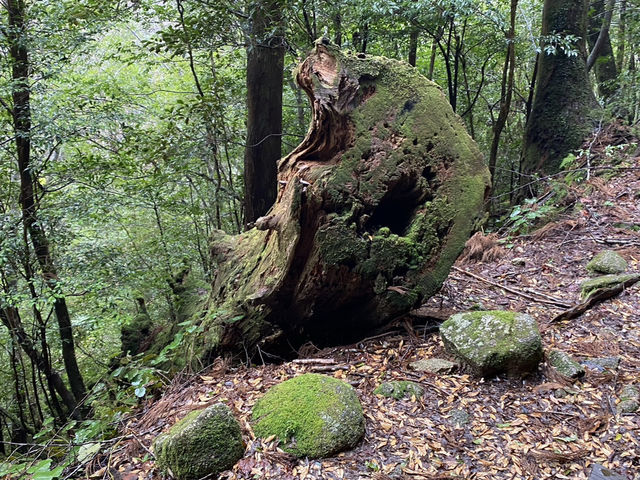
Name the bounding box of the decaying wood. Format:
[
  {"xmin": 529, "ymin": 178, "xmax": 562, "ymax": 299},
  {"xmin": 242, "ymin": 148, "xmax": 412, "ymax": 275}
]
[
  {"xmin": 202, "ymin": 39, "xmax": 490, "ymax": 359},
  {"xmin": 549, "ymin": 274, "xmax": 640, "ymax": 323}
]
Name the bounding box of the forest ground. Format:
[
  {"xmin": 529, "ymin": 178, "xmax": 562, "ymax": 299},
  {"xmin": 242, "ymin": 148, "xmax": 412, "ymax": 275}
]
[{"xmin": 98, "ymin": 136, "xmax": 639, "ymax": 480}]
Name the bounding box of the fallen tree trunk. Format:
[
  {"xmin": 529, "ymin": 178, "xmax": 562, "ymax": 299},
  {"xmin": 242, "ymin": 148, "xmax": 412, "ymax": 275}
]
[{"xmin": 201, "ymin": 39, "xmax": 490, "ymax": 360}]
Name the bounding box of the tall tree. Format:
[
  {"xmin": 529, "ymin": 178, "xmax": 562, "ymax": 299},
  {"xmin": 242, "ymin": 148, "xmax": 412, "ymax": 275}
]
[
  {"xmin": 520, "ymin": 0, "xmax": 599, "ymax": 187},
  {"xmin": 3, "ymin": 0, "xmax": 87, "ymax": 404},
  {"xmin": 243, "ymin": 0, "xmax": 285, "ymax": 225}
]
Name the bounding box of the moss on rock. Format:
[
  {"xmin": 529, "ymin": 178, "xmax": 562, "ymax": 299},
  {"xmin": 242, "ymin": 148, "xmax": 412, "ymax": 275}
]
[
  {"xmin": 547, "ymin": 349, "xmax": 585, "ymax": 379},
  {"xmin": 586, "ymin": 250, "xmax": 628, "ymax": 274},
  {"xmin": 440, "ymin": 311, "xmax": 543, "ymax": 377},
  {"xmin": 374, "ymin": 380, "xmax": 424, "ymax": 399},
  {"xmin": 251, "ymin": 373, "xmax": 364, "ymax": 458},
  {"xmin": 580, "ymin": 273, "xmax": 640, "ymax": 299},
  {"xmin": 153, "ymin": 403, "xmax": 244, "ymax": 480}
]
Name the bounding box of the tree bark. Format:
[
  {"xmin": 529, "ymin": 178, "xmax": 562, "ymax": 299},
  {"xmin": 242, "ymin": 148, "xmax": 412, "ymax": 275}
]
[
  {"xmin": 408, "ymin": 28, "xmax": 419, "ymax": 67},
  {"xmin": 244, "ymin": 0, "xmax": 285, "ymax": 225},
  {"xmin": 587, "ymin": 0, "xmax": 618, "ymax": 98},
  {"xmin": 201, "ymin": 41, "xmax": 490, "ymax": 360},
  {"xmin": 521, "ymin": 0, "xmax": 599, "ymax": 183},
  {"xmin": 6, "ymin": 0, "xmax": 87, "ymax": 404}
]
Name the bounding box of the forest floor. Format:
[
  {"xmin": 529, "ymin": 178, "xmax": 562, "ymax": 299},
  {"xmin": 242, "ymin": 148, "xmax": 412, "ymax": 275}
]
[{"xmin": 99, "ymin": 132, "xmax": 640, "ymax": 480}]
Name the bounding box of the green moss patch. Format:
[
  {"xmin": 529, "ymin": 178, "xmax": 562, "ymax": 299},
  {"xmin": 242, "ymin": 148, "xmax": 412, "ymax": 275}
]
[
  {"xmin": 153, "ymin": 403, "xmax": 244, "ymax": 480},
  {"xmin": 547, "ymin": 349, "xmax": 585, "ymax": 379},
  {"xmin": 251, "ymin": 373, "xmax": 364, "ymax": 458},
  {"xmin": 580, "ymin": 273, "xmax": 640, "ymax": 299}
]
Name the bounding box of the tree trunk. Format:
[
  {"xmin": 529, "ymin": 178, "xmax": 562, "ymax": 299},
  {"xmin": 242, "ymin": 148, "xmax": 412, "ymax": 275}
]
[
  {"xmin": 244, "ymin": 0, "xmax": 285, "ymax": 225},
  {"xmin": 6, "ymin": 0, "xmax": 87, "ymax": 404},
  {"xmin": 200, "ymin": 41, "xmax": 490, "ymax": 360},
  {"xmin": 521, "ymin": 0, "xmax": 599, "ymax": 183},
  {"xmin": 408, "ymin": 28, "xmax": 419, "ymax": 67},
  {"xmin": 488, "ymin": 0, "xmax": 518, "ymax": 185},
  {"xmin": 587, "ymin": 0, "xmax": 618, "ymax": 98}
]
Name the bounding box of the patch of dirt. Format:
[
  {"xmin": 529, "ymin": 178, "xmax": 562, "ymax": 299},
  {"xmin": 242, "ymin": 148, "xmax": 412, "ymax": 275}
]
[{"xmin": 95, "ymin": 153, "xmax": 640, "ymax": 479}]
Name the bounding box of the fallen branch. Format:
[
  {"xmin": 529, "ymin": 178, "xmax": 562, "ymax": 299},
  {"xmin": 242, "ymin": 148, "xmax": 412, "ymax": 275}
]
[
  {"xmin": 451, "ymin": 266, "xmax": 572, "ymax": 308},
  {"xmin": 549, "ymin": 274, "xmax": 640, "ymax": 323}
]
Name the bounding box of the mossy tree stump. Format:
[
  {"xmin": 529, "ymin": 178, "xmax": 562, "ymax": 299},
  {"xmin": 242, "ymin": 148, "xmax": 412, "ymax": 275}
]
[{"xmin": 203, "ymin": 39, "xmax": 490, "ymax": 359}]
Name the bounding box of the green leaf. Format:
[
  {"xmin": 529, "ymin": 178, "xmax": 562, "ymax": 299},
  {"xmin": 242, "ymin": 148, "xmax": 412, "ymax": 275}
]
[{"xmin": 134, "ymin": 386, "xmax": 147, "ymax": 397}]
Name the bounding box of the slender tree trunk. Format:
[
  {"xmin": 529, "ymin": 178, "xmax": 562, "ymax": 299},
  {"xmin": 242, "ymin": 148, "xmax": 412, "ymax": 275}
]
[
  {"xmin": 521, "ymin": 0, "xmax": 599, "ymax": 184},
  {"xmin": 489, "ymin": 0, "xmax": 518, "ymax": 186},
  {"xmin": 6, "ymin": 0, "xmax": 87, "ymax": 404},
  {"xmin": 333, "ymin": 9, "xmax": 342, "ymax": 47},
  {"xmin": 244, "ymin": 0, "xmax": 285, "ymax": 225},
  {"xmin": 408, "ymin": 28, "xmax": 419, "ymax": 67},
  {"xmin": 0, "ymin": 306, "xmax": 79, "ymax": 419},
  {"xmin": 428, "ymin": 38, "xmax": 437, "ymax": 80},
  {"xmin": 587, "ymin": 0, "xmax": 617, "ymax": 98},
  {"xmin": 616, "ymin": 0, "xmax": 626, "ymax": 69}
]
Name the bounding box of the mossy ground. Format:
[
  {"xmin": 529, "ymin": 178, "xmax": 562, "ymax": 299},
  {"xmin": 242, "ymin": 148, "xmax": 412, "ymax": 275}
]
[
  {"xmin": 251, "ymin": 373, "xmax": 365, "ymax": 458},
  {"xmin": 374, "ymin": 380, "xmax": 424, "ymax": 400}
]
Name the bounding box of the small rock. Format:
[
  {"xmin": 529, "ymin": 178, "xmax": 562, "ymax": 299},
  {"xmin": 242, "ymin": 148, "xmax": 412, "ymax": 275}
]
[
  {"xmin": 588, "ymin": 464, "xmax": 627, "ymax": 480},
  {"xmin": 548, "ymin": 349, "xmax": 585, "ymax": 380},
  {"xmin": 618, "ymin": 385, "xmax": 639, "ymax": 413},
  {"xmin": 374, "ymin": 380, "xmax": 424, "ymax": 400},
  {"xmin": 409, "ymin": 358, "xmax": 457, "ymax": 374},
  {"xmin": 580, "ymin": 273, "xmax": 640, "ymax": 299},
  {"xmin": 511, "ymin": 257, "xmax": 526, "ymax": 266},
  {"xmin": 586, "ymin": 250, "xmax": 628, "ymax": 274},
  {"xmin": 581, "ymin": 357, "xmax": 620, "ymax": 373},
  {"xmin": 449, "ymin": 409, "xmax": 470, "ymax": 427},
  {"xmin": 440, "ymin": 311, "xmax": 543, "ymax": 377}
]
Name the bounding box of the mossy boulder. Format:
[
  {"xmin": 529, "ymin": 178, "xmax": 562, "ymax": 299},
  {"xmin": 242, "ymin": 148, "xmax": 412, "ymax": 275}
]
[
  {"xmin": 440, "ymin": 311, "xmax": 543, "ymax": 377},
  {"xmin": 586, "ymin": 250, "xmax": 628, "ymax": 274},
  {"xmin": 153, "ymin": 403, "xmax": 244, "ymax": 480},
  {"xmin": 374, "ymin": 380, "xmax": 424, "ymax": 399},
  {"xmin": 580, "ymin": 273, "xmax": 640, "ymax": 299},
  {"xmin": 547, "ymin": 349, "xmax": 585, "ymax": 380},
  {"xmin": 251, "ymin": 374, "xmax": 364, "ymax": 458},
  {"xmin": 121, "ymin": 312, "xmax": 153, "ymax": 355}
]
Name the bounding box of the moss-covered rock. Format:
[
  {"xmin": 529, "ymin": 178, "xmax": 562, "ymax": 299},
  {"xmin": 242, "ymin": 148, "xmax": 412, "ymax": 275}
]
[
  {"xmin": 440, "ymin": 311, "xmax": 543, "ymax": 377},
  {"xmin": 374, "ymin": 380, "xmax": 424, "ymax": 399},
  {"xmin": 153, "ymin": 403, "xmax": 244, "ymax": 480},
  {"xmin": 251, "ymin": 374, "xmax": 364, "ymax": 458},
  {"xmin": 618, "ymin": 385, "xmax": 639, "ymax": 413},
  {"xmin": 547, "ymin": 349, "xmax": 585, "ymax": 379},
  {"xmin": 586, "ymin": 250, "xmax": 628, "ymax": 274},
  {"xmin": 121, "ymin": 312, "xmax": 153, "ymax": 355},
  {"xmin": 580, "ymin": 273, "xmax": 640, "ymax": 299}
]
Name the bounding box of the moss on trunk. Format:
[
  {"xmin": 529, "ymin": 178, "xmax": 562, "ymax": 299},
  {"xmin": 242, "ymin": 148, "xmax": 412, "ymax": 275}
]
[{"xmin": 201, "ymin": 40, "xmax": 489, "ymax": 359}]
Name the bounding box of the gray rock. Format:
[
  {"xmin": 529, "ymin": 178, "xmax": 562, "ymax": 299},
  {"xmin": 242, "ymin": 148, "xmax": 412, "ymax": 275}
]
[
  {"xmin": 511, "ymin": 257, "xmax": 526, "ymax": 266},
  {"xmin": 588, "ymin": 464, "xmax": 626, "ymax": 480},
  {"xmin": 548, "ymin": 349, "xmax": 585, "ymax": 379},
  {"xmin": 619, "ymin": 384, "xmax": 639, "ymax": 413},
  {"xmin": 409, "ymin": 358, "xmax": 457, "ymax": 374},
  {"xmin": 450, "ymin": 409, "xmax": 470, "ymax": 427},
  {"xmin": 153, "ymin": 403, "xmax": 245, "ymax": 480},
  {"xmin": 440, "ymin": 311, "xmax": 543, "ymax": 377},
  {"xmin": 374, "ymin": 380, "xmax": 424, "ymax": 399},
  {"xmin": 581, "ymin": 357, "xmax": 620, "ymax": 373},
  {"xmin": 586, "ymin": 250, "xmax": 628, "ymax": 275}
]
